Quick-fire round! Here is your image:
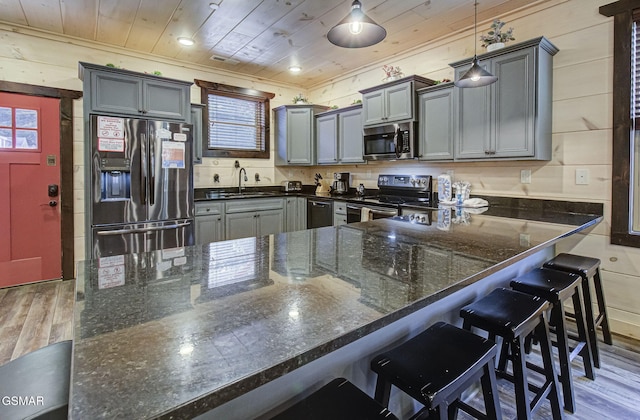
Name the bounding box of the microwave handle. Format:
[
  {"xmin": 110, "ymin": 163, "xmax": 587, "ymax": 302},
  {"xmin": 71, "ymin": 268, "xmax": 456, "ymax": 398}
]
[{"xmin": 394, "ymin": 126, "xmax": 401, "ymax": 159}]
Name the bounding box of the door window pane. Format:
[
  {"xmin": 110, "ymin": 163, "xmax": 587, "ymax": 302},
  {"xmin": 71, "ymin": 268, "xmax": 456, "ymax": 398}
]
[
  {"xmin": 0, "ymin": 107, "xmax": 39, "ymax": 151},
  {"xmin": 15, "ymin": 109, "xmax": 38, "ymax": 128},
  {"xmin": 0, "ymin": 128, "xmax": 11, "ymax": 148},
  {"xmin": 15, "ymin": 130, "xmax": 38, "ymax": 149},
  {"xmin": 0, "ymin": 107, "xmax": 11, "ymax": 127}
]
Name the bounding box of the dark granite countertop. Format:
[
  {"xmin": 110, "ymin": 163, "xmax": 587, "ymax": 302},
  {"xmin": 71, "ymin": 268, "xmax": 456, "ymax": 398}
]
[{"xmin": 70, "ymin": 202, "xmax": 602, "ymax": 419}]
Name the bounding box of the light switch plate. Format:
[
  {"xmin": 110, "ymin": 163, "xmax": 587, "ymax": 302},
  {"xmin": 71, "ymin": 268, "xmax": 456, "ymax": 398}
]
[{"xmin": 520, "ymin": 169, "xmax": 531, "ymax": 184}]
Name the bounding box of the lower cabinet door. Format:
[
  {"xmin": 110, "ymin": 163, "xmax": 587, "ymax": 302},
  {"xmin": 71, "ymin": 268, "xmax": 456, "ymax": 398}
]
[
  {"xmin": 195, "ymin": 215, "xmax": 224, "ymax": 245},
  {"xmin": 256, "ymin": 209, "xmax": 285, "ymax": 237},
  {"xmin": 225, "ymin": 212, "xmax": 257, "ymax": 240}
]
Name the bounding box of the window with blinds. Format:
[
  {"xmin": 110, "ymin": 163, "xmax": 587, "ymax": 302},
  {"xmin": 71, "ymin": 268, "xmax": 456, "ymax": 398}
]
[
  {"xmin": 195, "ymin": 79, "xmax": 274, "ymax": 159},
  {"xmin": 632, "ymin": 15, "xmax": 640, "ymax": 232},
  {"xmin": 207, "ymin": 93, "xmax": 265, "ymax": 151}
]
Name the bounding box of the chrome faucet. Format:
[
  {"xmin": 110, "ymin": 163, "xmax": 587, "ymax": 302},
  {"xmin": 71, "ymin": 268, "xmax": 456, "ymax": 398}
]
[{"xmin": 238, "ymin": 167, "xmax": 248, "ymax": 193}]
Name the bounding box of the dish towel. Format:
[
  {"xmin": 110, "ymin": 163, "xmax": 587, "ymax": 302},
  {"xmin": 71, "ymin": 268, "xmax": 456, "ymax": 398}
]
[{"xmin": 361, "ymin": 207, "xmax": 373, "ymax": 222}]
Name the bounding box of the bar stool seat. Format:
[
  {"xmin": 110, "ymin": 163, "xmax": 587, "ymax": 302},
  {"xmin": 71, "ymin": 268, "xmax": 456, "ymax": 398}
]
[
  {"xmin": 510, "ymin": 267, "xmax": 595, "ymax": 413},
  {"xmin": 0, "ymin": 340, "xmax": 72, "ymax": 420},
  {"xmin": 269, "ymin": 377, "xmax": 398, "ymax": 420},
  {"xmin": 460, "ymin": 288, "xmax": 563, "ymax": 420},
  {"xmin": 371, "ymin": 322, "xmax": 501, "ymax": 420},
  {"xmin": 543, "ymin": 253, "xmax": 612, "ymax": 368}
]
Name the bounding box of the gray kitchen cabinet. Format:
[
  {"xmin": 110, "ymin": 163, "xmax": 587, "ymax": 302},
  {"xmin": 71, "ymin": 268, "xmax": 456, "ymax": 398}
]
[
  {"xmin": 333, "ymin": 200, "xmax": 347, "ymax": 226},
  {"xmin": 417, "ymin": 83, "xmax": 455, "ymax": 161},
  {"xmin": 285, "ymin": 196, "xmax": 307, "ymax": 232},
  {"xmin": 225, "ymin": 198, "xmax": 285, "ymax": 240},
  {"xmin": 79, "ymin": 62, "xmax": 191, "ymax": 121},
  {"xmin": 316, "ymin": 105, "xmax": 365, "ymax": 164},
  {"xmin": 195, "ymin": 202, "xmax": 224, "ymax": 244},
  {"xmin": 191, "ymin": 104, "xmax": 205, "ymax": 164},
  {"xmin": 359, "ymin": 76, "xmax": 436, "ymax": 126},
  {"xmin": 274, "ymin": 104, "xmax": 329, "ymax": 166},
  {"xmin": 316, "ymin": 113, "xmax": 338, "ymax": 164},
  {"xmin": 450, "ymin": 37, "xmax": 558, "ymax": 160}
]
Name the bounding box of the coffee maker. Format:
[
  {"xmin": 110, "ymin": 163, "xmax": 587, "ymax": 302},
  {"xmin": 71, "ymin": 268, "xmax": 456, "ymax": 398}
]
[{"xmin": 332, "ymin": 172, "xmax": 350, "ymax": 195}]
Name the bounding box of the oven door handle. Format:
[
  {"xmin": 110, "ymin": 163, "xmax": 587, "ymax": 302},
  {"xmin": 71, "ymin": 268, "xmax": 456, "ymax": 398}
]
[{"xmin": 346, "ymin": 205, "xmax": 397, "ymax": 217}]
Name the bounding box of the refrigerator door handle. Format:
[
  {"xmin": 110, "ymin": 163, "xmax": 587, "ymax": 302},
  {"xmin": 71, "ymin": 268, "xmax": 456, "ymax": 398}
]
[
  {"xmin": 141, "ymin": 133, "xmax": 147, "ymax": 205},
  {"xmin": 96, "ymin": 221, "xmax": 192, "ymax": 236},
  {"xmin": 149, "ymin": 134, "xmax": 155, "ymax": 206}
]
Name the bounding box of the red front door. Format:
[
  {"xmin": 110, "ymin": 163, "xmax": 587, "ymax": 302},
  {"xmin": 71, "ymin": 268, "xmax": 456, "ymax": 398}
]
[{"xmin": 0, "ymin": 93, "xmax": 61, "ymax": 287}]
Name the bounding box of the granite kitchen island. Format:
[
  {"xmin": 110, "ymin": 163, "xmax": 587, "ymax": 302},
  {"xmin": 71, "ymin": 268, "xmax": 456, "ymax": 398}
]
[{"xmin": 70, "ymin": 201, "xmax": 602, "ymax": 419}]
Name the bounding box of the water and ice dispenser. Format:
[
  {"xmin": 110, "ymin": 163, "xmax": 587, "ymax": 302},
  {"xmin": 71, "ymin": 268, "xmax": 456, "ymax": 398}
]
[{"xmin": 100, "ymin": 158, "xmax": 131, "ymax": 201}]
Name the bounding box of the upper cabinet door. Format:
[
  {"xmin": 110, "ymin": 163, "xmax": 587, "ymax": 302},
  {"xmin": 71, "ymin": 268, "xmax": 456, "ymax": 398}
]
[
  {"xmin": 90, "ymin": 72, "xmax": 144, "ymax": 116},
  {"xmin": 454, "ymin": 62, "xmax": 492, "ymax": 159},
  {"xmin": 492, "ymin": 48, "xmax": 536, "ymax": 157},
  {"xmin": 338, "ymin": 107, "xmax": 365, "ymax": 163},
  {"xmin": 143, "ymin": 79, "xmax": 190, "ymax": 121},
  {"xmin": 418, "ymin": 85, "xmax": 454, "ymax": 161},
  {"xmin": 385, "ymin": 82, "xmax": 413, "ymax": 122},
  {"xmin": 286, "ymin": 107, "xmax": 314, "ymax": 165},
  {"xmin": 362, "ymin": 90, "xmax": 386, "ymax": 125},
  {"xmin": 316, "ymin": 113, "xmax": 339, "ymax": 164}
]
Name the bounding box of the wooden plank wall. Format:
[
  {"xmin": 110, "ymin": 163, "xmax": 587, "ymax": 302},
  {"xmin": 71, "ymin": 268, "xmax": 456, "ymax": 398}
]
[{"xmin": 1, "ymin": 0, "xmax": 637, "ymax": 339}]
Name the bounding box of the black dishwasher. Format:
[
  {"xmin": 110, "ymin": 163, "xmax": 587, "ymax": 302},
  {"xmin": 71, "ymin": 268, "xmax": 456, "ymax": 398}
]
[{"xmin": 307, "ymin": 197, "xmax": 333, "ymax": 228}]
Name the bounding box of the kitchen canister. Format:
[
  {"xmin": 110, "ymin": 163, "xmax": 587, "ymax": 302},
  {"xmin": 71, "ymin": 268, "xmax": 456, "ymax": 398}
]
[{"xmin": 437, "ymin": 174, "xmax": 452, "ymax": 203}]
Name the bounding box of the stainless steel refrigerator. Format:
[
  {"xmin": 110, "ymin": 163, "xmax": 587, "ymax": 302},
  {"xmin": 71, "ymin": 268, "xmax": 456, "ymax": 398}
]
[{"xmin": 89, "ymin": 115, "xmax": 194, "ymax": 259}]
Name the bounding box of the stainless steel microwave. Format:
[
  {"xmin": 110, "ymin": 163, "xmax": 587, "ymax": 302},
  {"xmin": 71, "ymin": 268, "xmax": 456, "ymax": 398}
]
[{"xmin": 363, "ymin": 121, "xmax": 417, "ymax": 160}]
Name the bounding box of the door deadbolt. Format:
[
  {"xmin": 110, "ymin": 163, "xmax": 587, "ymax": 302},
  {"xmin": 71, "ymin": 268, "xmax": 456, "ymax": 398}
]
[{"xmin": 48, "ymin": 184, "xmax": 59, "ymax": 197}]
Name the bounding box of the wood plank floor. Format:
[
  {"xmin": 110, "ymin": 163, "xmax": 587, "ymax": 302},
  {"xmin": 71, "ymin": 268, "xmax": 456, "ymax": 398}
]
[
  {"xmin": 0, "ymin": 280, "xmax": 639, "ymax": 419},
  {"xmin": 0, "ymin": 279, "xmax": 74, "ymax": 365}
]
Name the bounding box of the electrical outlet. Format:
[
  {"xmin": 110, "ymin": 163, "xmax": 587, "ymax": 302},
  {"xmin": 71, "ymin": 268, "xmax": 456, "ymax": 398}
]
[
  {"xmin": 520, "ymin": 169, "xmax": 531, "ymax": 184},
  {"xmin": 575, "ymin": 168, "xmax": 590, "ymax": 185},
  {"xmin": 366, "ymin": 170, "xmax": 372, "ymax": 179}
]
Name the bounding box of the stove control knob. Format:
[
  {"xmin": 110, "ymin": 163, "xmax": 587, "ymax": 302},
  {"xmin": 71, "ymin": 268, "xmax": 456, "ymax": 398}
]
[
  {"xmin": 409, "ymin": 214, "xmax": 415, "ymax": 221},
  {"xmin": 419, "ymin": 178, "xmax": 426, "ymax": 185},
  {"xmin": 410, "ymin": 178, "xmax": 416, "ymax": 185},
  {"xmin": 420, "ymin": 215, "xmax": 427, "ymax": 223}
]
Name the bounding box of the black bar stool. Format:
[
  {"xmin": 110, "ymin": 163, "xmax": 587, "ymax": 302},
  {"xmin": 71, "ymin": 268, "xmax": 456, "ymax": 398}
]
[
  {"xmin": 460, "ymin": 288, "xmax": 563, "ymax": 420},
  {"xmin": 0, "ymin": 340, "xmax": 72, "ymax": 420},
  {"xmin": 510, "ymin": 267, "xmax": 595, "ymax": 413},
  {"xmin": 543, "ymin": 253, "xmax": 613, "ymax": 368},
  {"xmin": 269, "ymin": 377, "xmax": 398, "ymax": 420},
  {"xmin": 371, "ymin": 322, "xmax": 502, "ymax": 420}
]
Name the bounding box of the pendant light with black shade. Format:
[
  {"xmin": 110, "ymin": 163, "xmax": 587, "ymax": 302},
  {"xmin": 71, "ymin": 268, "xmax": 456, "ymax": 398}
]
[
  {"xmin": 327, "ymin": 0, "xmax": 386, "ymax": 48},
  {"xmin": 455, "ymin": 1, "xmax": 498, "ymax": 88}
]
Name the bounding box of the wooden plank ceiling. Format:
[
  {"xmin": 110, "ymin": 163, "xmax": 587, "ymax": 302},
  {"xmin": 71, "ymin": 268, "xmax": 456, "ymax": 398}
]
[{"xmin": 0, "ymin": 0, "xmax": 548, "ymax": 86}]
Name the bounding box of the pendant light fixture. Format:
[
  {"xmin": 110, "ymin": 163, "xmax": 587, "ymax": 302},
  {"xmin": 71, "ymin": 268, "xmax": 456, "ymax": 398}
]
[
  {"xmin": 327, "ymin": 0, "xmax": 386, "ymax": 48},
  {"xmin": 455, "ymin": 0, "xmax": 498, "ymax": 88}
]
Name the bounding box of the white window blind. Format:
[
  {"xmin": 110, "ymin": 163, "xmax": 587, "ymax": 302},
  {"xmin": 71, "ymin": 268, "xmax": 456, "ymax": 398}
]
[{"xmin": 206, "ymin": 94, "xmax": 265, "ymax": 151}]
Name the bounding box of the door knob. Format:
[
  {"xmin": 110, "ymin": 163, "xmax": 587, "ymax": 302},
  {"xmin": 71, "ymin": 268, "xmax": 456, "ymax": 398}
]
[{"xmin": 49, "ymin": 200, "xmax": 58, "ymax": 207}]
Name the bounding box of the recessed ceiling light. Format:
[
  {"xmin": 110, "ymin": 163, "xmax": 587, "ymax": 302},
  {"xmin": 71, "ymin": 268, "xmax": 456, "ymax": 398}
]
[
  {"xmin": 177, "ymin": 37, "xmax": 195, "ymax": 46},
  {"xmin": 209, "ymin": 2, "xmax": 219, "ymax": 11},
  {"xmin": 289, "ymin": 65, "xmax": 302, "ymax": 73}
]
